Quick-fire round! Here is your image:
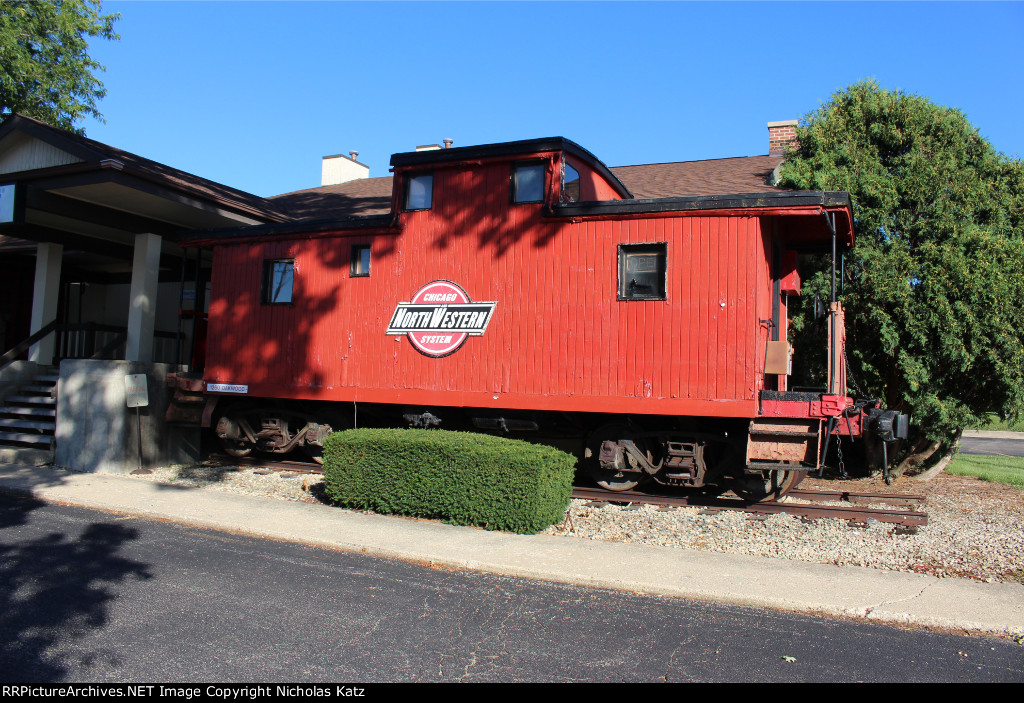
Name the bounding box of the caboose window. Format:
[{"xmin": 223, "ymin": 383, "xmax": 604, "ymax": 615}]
[
  {"xmin": 351, "ymin": 244, "xmax": 371, "ymax": 277},
  {"xmin": 618, "ymin": 243, "xmax": 667, "ymax": 301},
  {"xmin": 562, "ymin": 162, "xmax": 580, "ymax": 203},
  {"xmin": 512, "ymin": 162, "xmax": 545, "ymax": 203},
  {"xmin": 262, "ymin": 259, "xmax": 294, "ymax": 304},
  {"xmin": 404, "ymin": 172, "xmax": 433, "ymax": 210}
]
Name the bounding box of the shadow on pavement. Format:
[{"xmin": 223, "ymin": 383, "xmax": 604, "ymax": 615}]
[{"xmin": 0, "ymin": 492, "xmax": 152, "ymax": 682}]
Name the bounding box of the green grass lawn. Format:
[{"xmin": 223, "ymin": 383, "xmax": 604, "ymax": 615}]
[
  {"xmin": 947, "ymin": 453, "xmax": 1024, "ymax": 489},
  {"xmin": 969, "ymin": 413, "xmax": 1024, "ymax": 432}
]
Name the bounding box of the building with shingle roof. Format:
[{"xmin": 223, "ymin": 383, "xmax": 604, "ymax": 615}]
[{"xmin": 0, "ymin": 114, "xmax": 800, "ymax": 471}]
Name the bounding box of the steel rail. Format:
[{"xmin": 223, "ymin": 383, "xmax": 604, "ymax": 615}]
[
  {"xmin": 786, "ymin": 487, "xmax": 926, "ymax": 507},
  {"xmin": 205, "ymin": 454, "xmax": 323, "ymax": 474},
  {"xmin": 570, "ymin": 486, "xmax": 928, "ymax": 526}
]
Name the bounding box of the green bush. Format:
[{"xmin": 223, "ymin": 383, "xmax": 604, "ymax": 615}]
[{"xmin": 321, "ymin": 428, "xmax": 575, "ymax": 534}]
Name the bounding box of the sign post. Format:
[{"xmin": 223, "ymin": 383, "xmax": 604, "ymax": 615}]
[{"xmin": 124, "ymin": 374, "xmax": 149, "ymax": 471}]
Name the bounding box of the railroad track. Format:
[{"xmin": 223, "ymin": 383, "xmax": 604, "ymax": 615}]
[
  {"xmin": 206, "ymin": 454, "xmax": 927, "ymax": 526},
  {"xmin": 205, "ymin": 453, "xmax": 325, "ymax": 474},
  {"xmin": 571, "ymin": 485, "xmax": 928, "ymax": 527}
]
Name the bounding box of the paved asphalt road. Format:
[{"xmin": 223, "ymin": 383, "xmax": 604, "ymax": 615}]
[
  {"xmin": 961, "ymin": 436, "xmax": 1024, "ymax": 458},
  {"xmin": 1, "ymin": 493, "xmax": 1021, "ymax": 683}
]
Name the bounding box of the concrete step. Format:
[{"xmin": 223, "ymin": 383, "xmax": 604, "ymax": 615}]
[
  {"xmin": 19, "ymin": 385, "xmax": 56, "ymax": 395},
  {"xmin": 0, "ymin": 370, "xmax": 59, "ymax": 465},
  {"xmin": 4, "ymin": 395, "xmax": 56, "ymax": 406},
  {"xmin": 0, "ymin": 406, "xmax": 56, "ymax": 419},
  {"xmin": 0, "ymin": 445, "xmax": 53, "ymax": 466},
  {"xmin": 0, "ymin": 418, "xmax": 55, "ymax": 432},
  {"xmin": 0, "ymin": 431, "xmax": 52, "ymax": 447}
]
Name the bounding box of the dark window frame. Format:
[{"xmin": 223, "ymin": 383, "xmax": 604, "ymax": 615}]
[
  {"xmin": 617, "ymin": 243, "xmax": 668, "ymax": 301},
  {"xmin": 262, "ymin": 258, "xmax": 295, "ymax": 305},
  {"xmin": 350, "ymin": 244, "xmax": 371, "ymax": 277},
  {"xmin": 510, "ymin": 160, "xmax": 546, "ymax": 204},
  {"xmin": 403, "ymin": 171, "xmax": 434, "ymax": 211}
]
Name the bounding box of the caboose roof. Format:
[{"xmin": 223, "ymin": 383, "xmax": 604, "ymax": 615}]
[
  {"xmin": 269, "ymin": 151, "xmax": 788, "ymax": 221},
  {"xmin": 183, "ymin": 134, "xmax": 851, "ymax": 247}
]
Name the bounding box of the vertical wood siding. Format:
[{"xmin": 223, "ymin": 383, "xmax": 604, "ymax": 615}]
[{"xmin": 205, "ymin": 160, "xmax": 772, "ymax": 417}]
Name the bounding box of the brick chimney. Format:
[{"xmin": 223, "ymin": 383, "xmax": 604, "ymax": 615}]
[{"xmin": 767, "ymin": 120, "xmax": 799, "ymax": 155}]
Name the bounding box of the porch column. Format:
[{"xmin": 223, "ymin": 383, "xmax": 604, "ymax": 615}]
[
  {"xmin": 28, "ymin": 242, "xmax": 63, "ymax": 365},
  {"xmin": 125, "ymin": 232, "xmax": 162, "ymax": 363}
]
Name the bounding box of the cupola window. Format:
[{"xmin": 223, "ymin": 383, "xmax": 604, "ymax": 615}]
[
  {"xmin": 512, "ymin": 162, "xmax": 545, "ymax": 203},
  {"xmin": 404, "ymin": 172, "xmax": 433, "ymax": 211}
]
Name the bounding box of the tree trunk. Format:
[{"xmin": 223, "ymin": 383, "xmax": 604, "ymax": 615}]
[
  {"xmin": 914, "ymin": 430, "xmax": 963, "ymax": 481},
  {"xmin": 890, "ymin": 436, "xmax": 941, "ymax": 479}
]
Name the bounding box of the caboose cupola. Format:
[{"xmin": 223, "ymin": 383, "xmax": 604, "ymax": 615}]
[{"xmin": 388, "ymin": 136, "xmax": 632, "ymax": 217}]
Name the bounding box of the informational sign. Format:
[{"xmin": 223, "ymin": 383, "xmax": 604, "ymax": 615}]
[
  {"xmin": 124, "ymin": 374, "xmax": 149, "ymax": 408},
  {"xmin": 0, "ymin": 184, "xmax": 17, "ymax": 223}
]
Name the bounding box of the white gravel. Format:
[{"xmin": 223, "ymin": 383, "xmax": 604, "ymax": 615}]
[{"xmin": 126, "ymin": 464, "xmax": 1024, "ymax": 585}]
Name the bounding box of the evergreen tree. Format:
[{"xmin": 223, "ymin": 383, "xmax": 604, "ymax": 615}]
[{"xmin": 779, "ymin": 80, "xmax": 1024, "ymax": 472}]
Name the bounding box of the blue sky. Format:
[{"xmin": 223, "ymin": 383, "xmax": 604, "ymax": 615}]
[{"xmin": 79, "ymin": 1, "xmax": 1024, "ymax": 198}]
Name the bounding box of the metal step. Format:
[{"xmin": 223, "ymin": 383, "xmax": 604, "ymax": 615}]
[{"xmin": 746, "ymin": 461, "xmax": 815, "ymax": 471}]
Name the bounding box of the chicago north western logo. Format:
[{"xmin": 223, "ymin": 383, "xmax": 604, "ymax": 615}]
[{"xmin": 386, "ymin": 280, "xmax": 497, "ymax": 357}]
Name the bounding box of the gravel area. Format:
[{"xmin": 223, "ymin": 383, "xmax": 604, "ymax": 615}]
[{"xmin": 125, "ymin": 464, "xmax": 1024, "ymax": 585}]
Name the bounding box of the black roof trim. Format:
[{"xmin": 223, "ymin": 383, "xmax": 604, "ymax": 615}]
[
  {"xmin": 389, "ymin": 137, "xmax": 633, "ymax": 199},
  {"xmin": 545, "ymin": 190, "xmax": 851, "ymax": 218},
  {"xmin": 178, "ymin": 213, "xmax": 395, "ymax": 244}
]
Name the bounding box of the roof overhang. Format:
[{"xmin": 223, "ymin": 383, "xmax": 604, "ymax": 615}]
[
  {"xmin": 546, "ymin": 190, "xmax": 855, "ymax": 250},
  {"xmin": 0, "ymin": 114, "xmax": 290, "ymax": 275}
]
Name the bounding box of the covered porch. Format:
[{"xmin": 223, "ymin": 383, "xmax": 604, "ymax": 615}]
[{"xmin": 0, "ymin": 114, "xmax": 288, "ymax": 470}]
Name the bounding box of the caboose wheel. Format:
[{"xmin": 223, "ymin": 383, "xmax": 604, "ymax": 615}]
[
  {"xmin": 220, "ymin": 437, "xmax": 254, "ymax": 458},
  {"xmin": 215, "ymin": 414, "xmax": 256, "ymax": 458},
  {"xmin": 730, "ymin": 469, "xmax": 802, "ymax": 502},
  {"xmin": 585, "ymin": 422, "xmax": 652, "ymax": 492}
]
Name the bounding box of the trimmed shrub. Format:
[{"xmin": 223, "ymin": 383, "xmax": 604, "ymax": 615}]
[{"xmin": 321, "ymin": 428, "xmax": 575, "ymax": 534}]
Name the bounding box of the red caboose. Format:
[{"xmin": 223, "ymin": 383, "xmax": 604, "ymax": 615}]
[{"xmin": 183, "ymin": 137, "xmax": 907, "ymax": 500}]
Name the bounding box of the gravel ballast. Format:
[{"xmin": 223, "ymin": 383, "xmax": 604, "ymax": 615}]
[{"xmin": 126, "ymin": 465, "xmax": 1024, "ymax": 585}]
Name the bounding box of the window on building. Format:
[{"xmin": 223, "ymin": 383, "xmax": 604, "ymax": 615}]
[
  {"xmin": 512, "ymin": 162, "xmax": 545, "ymax": 203},
  {"xmin": 404, "ymin": 172, "xmax": 433, "ymax": 210},
  {"xmin": 562, "ymin": 162, "xmax": 580, "ymax": 203},
  {"xmin": 351, "ymin": 244, "xmax": 371, "ymax": 277},
  {"xmin": 618, "ymin": 243, "xmax": 667, "ymax": 301},
  {"xmin": 262, "ymin": 259, "xmax": 294, "ymax": 304}
]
